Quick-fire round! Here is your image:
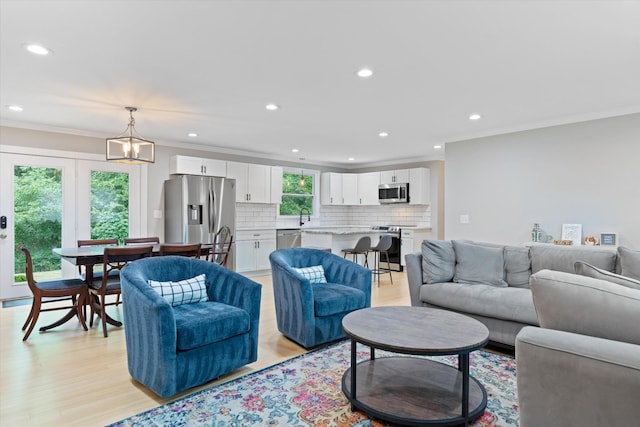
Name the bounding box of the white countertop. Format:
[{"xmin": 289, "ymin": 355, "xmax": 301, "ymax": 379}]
[{"xmin": 302, "ymin": 227, "xmax": 377, "ymax": 235}]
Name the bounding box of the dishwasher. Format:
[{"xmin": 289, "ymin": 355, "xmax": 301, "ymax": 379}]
[{"xmin": 276, "ymin": 229, "xmax": 302, "ymax": 249}]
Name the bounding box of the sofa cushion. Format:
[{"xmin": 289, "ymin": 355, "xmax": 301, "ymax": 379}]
[
  {"xmin": 421, "ymin": 240, "xmax": 456, "ymax": 284},
  {"xmin": 148, "ymin": 274, "xmax": 208, "ymax": 307},
  {"xmin": 574, "ymin": 261, "xmax": 640, "ymax": 290},
  {"xmin": 173, "ymin": 301, "xmax": 250, "ymax": 351},
  {"xmin": 292, "ymin": 265, "xmax": 327, "ymax": 283},
  {"xmin": 530, "ymin": 245, "xmax": 617, "ymax": 274},
  {"xmin": 452, "ymin": 240, "xmax": 508, "ymax": 287},
  {"xmin": 618, "ymin": 247, "xmax": 640, "ymax": 280},
  {"xmin": 504, "ymin": 246, "xmax": 532, "ymax": 288},
  {"xmin": 312, "ymin": 283, "xmax": 366, "ymax": 317},
  {"xmin": 420, "ymin": 282, "xmax": 538, "ymax": 325},
  {"xmin": 530, "ymin": 269, "xmax": 640, "ymax": 345}
]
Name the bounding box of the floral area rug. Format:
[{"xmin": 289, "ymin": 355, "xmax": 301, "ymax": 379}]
[{"xmin": 108, "ymin": 341, "xmax": 519, "ymax": 426}]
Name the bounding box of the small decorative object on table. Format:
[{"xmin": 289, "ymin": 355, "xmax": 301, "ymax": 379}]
[
  {"xmin": 600, "ymin": 232, "xmax": 617, "ymax": 246},
  {"xmin": 584, "ymin": 236, "xmax": 599, "ymax": 245},
  {"xmin": 553, "ymin": 240, "xmax": 573, "ymax": 245},
  {"xmin": 561, "ymin": 224, "xmax": 582, "ymax": 246}
]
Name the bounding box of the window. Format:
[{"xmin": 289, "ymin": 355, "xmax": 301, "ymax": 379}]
[
  {"xmin": 90, "ymin": 171, "xmax": 129, "ymax": 242},
  {"xmin": 279, "ymin": 169, "xmax": 315, "ymax": 216}
]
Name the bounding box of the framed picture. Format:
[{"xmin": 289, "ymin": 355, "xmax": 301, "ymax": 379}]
[
  {"xmin": 600, "ymin": 232, "xmax": 617, "ymax": 246},
  {"xmin": 561, "ymin": 224, "xmax": 582, "ymax": 246}
]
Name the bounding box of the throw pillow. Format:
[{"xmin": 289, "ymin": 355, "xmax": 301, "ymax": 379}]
[
  {"xmin": 575, "ymin": 261, "xmax": 640, "ymax": 290},
  {"xmin": 618, "ymin": 247, "xmax": 640, "ymax": 281},
  {"xmin": 148, "ymin": 273, "xmax": 208, "ymax": 307},
  {"xmin": 421, "ymin": 240, "xmax": 456, "ymax": 284},
  {"xmin": 452, "ymin": 240, "xmax": 508, "ymax": 287},
  {"xmin": 293, "ymin": 265, "xmax": 327, "ymax": 283},
  {"xmin": 504, "ymin": 246, "xmax": 532, "ymax": 288}
]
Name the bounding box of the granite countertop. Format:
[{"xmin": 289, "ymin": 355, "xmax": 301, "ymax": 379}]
[{"xmin": 301, "ymin": 227, "xmax": 378, "ymax": 235}]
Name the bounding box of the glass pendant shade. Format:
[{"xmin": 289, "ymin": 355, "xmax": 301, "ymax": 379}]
[{"xmin": 106, "ymin": 107, "xmax": 155, "ymax": 164}]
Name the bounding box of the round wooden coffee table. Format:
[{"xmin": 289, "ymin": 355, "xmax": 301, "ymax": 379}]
[{"xmin": 341, "ymin": 306, "xmax": 490, "ymax": 426}]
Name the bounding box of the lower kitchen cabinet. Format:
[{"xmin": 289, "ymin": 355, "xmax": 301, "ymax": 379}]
[{"xmin": 235, "ymin": 229, "xmax": 276, "ymax": 273}]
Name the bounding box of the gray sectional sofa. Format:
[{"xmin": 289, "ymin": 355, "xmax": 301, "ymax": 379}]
[{"xmin": 405, "ymin": 240, "xmax": 640, "ymax": 347}]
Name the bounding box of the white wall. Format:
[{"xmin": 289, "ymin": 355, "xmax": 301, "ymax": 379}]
[{"xmin": 444, "ymin": 113, "xmax": 640, "ymax": 249}]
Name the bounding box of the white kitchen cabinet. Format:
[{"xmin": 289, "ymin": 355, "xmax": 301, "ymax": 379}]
[
  {"xmin": 380, "ymin": 169, "xmax": 409, "ymax": 184},
  {"xmin": 320, "ymin": 173, "xmax": 343, "ymax": 205},
  {"xmin": 227, "ymin": 162, "xmax": 272, "ymax": 203},
  {"xmin": 400, "ymin": 227, "xmax": 432, "ymax": 266},
  {"xmin": 408, "ymin": 168, "xmax": 430, "ymax": 205},
  {"xmin": 357, "ymin": 172, "xmax": 380, "ymax": 205},
  {"xmin": 170, "ymin": 155, "xmax": 227, "ymax": 177},
  {"xmin": 235, "ymin": 229, "xmax": 276, "ymax": 273},
  {"xmin": 342, "ymin": 174, "xmax": 359, "ymax": 205}
]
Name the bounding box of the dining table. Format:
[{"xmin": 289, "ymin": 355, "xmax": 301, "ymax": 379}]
[{"xmin": 51, "ymin": 243, "xmax": 213, "ymax": 329}]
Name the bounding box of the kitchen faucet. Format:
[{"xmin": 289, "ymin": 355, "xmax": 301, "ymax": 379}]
[{"xmin": 299, "ymin": 207, "xmax": 311, "ymax": 227}]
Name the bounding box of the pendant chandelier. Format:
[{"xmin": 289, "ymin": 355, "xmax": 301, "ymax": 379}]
[
  {"xmin": 299, "ymin": 158, "xmax": 306, "ymax": 188},
  {"xmin": 106, "ymin": 106, "xmax": 155, "ymax": 164}
]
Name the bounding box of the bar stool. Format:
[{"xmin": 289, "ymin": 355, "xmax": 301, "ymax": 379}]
[
  {"xmin": 370, "ymin": 235, "xmax": 393, "ymax": 286},
  {"xmin": 341, "ymin": 236, "xmax": 371, "ymax": 268}
]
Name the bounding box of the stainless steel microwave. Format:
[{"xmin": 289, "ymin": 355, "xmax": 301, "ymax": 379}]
[{"xmin": 378, "ymin": 182, "xmax": 409, "ymax": 204}]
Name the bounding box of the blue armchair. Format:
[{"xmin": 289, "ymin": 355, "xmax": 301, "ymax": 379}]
[
  {"xmin": 269, "ymin": 248, "xmax": 372, "ymax": 348},
  {"xmin": 120, "ymin": 256, "xmax": 262, "ymax": 398}
]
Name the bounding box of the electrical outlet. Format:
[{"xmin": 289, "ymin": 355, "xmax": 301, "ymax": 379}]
[{"xmin": 460, "ymin": 214, "xmax": 470, "ymax": 224}]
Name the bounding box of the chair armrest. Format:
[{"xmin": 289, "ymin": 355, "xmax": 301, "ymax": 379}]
[
  {"xmin": 516, "ymin": 326, "xmax": 640, "ymax": 427},
  {"xmin": 205, "ymin": 262, "xmax": 262, "ymax": 323},
  {"xmin": 269, "ymin": 259, "xmax": 316, "ymax": 322},
  {"xmin": 405, "ymin": 252, "xmax": 424, "ymax": 306},
  {"xmin": 120, "ymin": 267, "xmax": 179, "ymax": 391},
  {"xmin": 321, "ymin": 255, "xmax": 372, "ymax": 304}
]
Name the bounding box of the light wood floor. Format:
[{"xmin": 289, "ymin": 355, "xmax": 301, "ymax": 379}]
[{"xmin": 0, "ymin": 271, "xmax": 409, "ymax": 426}]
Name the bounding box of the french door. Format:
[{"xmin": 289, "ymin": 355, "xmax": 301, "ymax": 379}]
[{"xmin": 0, "ymin": 152, "xmax": 144, "ymax": 300}]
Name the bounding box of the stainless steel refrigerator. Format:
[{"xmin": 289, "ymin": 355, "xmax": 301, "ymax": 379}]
[{"xmin": 164, "ymin": 175, "xmax": 236, "ymax": 270}]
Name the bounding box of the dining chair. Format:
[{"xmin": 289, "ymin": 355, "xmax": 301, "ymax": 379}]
[
  {"xmin": 369, "ymin": 235, "xmax": 393, "ymax": 286},
  {"xmin": 88, "ymin": 245, "xmax": 152, "ymax": 337},
  {"xmin": 341, "ymin": 236, "xmax": 371, "ymax": 268},
  {"xmin": 20, "ymin": 246, "xmax": 89, "ymax": 341},
  {"xmin": 123, "ymin": 236, "xmax": 160, "ymax": 245},
  {"xmin": 76, "ymin": 238, "xmax": 119, "ymax": 283},
  {"xmin": 210, "ymin": 226, "xmax": 233, "ymax": 267},
  {"xmin": 159, "ymin": 243, "xmax": 202, "ymax": 257}
]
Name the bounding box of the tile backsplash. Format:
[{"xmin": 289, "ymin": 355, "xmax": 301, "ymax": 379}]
[{"xmin": 236, "ymin": 203, "xmax": 431, "ymax": 229}]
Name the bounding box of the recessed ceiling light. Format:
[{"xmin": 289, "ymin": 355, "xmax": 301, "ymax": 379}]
[
  {"xmin": 356, "ymin": 68, "xmax": 373, "ymax": 78},
  {"xmin": 378, "ymin": 132, "xmax": 389, "ymax": 137},
  {"xmin": 24, "ymin": 43, "xmax": 51, "ymax": 55},
  {"xmin": 187, "ymin": 132, "xmax": 198, "ymax": 137},
  {"xmin": 434, "ymin": 145, "xmax": 442, "ymax": 149},
  {"xmin": 265, "ymin": 103, "xmax": 279, "ymax": 111},
  {"xmin": 291, "ymin": 148, "xmax": 299, "ymax": 153},
  {"xmin": 6, "ymin": 105, "xmax": 24, "ymax": 112},
  {"xmin": 469, "ymin": 113, "xmax": 481, "ymax": 121},
  {"xmin": 348, "ymin": 157, "xmax": 355, "ymax": 161}
]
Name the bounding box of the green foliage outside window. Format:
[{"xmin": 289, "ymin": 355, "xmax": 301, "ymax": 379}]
[
  {"xmin": 13, "ymin": 166, "xmax": 62, "ymax": 273},
  {"xmin": 12, "ymin": 167, "xmax": 129, "ymax": 280},
  {"xmin": 90, "ymin": 171, "xmax": 129, "ymax": 242},
  {"xmin": 279, "ymin": 172, "xmax": 313, "ymax": 216}
]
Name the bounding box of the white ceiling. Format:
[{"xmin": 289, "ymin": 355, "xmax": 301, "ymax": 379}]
[{"xmin": 1, "ymin": 0, "xmax": 639, "ymax": 169}]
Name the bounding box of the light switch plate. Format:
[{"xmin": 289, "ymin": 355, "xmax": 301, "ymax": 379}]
[
  {"xmin": 153, "ymin": 210, "xmax": 163, "ymax": 219},
  {"xmin": 459, "ymin": 214, "xmax": 469, "ymax": 224}
]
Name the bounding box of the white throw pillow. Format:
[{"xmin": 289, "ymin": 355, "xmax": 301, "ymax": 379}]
[
  {"xmin": 292, "ymin": 265, "xmax": 327, "ymax": 283},
  {"xmin": 148, "ymin": 273, "xmax": 208, "ymax": 306}
]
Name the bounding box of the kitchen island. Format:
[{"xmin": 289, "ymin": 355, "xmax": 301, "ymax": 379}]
[{"xmin": 301, "ymin": 227, "xmax": 382, "ymax": 265}]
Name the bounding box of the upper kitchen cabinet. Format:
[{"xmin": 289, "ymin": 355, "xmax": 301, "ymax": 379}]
[
  {"xmin": 357, "ymin": 172, "xmax": 380, "ymax": 205},
  {"xmin": 320, "ymin": 172, "xmax": 343, "ymax": 205},
  {"xmin": 380, "ymin": 169, "xmax": 409, "ymax": 184},
  {"xmin": 270, "ymin": 166, "xmax": 283, "ymax": 204},
  {"xmin": 170, "ymin": 155, "xmax": 227, "ymax": 177},
  {"xmin": 408, "ymin": 167, "xmax": 430, "ymax": 205},
  {"xmin": 227, "ymin": 161, "xmax": 272, "ymax": 203},
  {"xmin": 342, "ymin": 174, "xmax": 359, "ymax": 205}
]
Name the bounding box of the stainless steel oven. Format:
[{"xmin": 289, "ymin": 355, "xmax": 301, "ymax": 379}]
[{"xmin": 370, "ymin": 226, "xmax": 403, "ymax": 271}]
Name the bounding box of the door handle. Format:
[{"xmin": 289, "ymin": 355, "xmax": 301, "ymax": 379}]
[{"xmin": 0, "ymin": 234, "xmax": 7, "ymax": 239}]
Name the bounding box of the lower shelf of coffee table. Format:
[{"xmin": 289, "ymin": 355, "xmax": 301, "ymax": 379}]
[{"xmin": 342, "ymin": 356, "xmax": 487, "ymax": 426}]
